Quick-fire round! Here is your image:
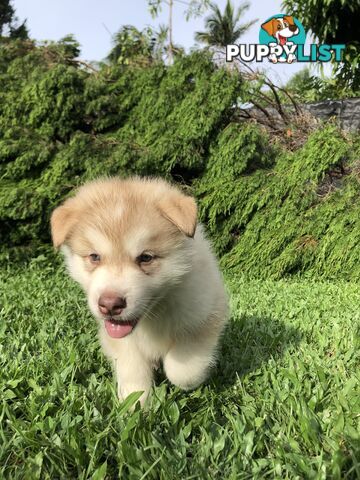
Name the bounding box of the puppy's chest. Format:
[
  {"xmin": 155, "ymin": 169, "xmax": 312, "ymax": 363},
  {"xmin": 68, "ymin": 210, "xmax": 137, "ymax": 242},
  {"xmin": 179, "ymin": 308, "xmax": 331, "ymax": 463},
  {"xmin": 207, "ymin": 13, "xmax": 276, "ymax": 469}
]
[{"xmin": 135, "ymin": 317, "xmax": 173, "ymax": 360}]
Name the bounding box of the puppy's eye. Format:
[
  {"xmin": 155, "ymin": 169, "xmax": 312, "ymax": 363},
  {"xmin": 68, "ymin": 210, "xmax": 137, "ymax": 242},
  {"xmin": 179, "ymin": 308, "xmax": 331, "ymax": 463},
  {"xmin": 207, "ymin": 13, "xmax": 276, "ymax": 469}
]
[
  {"xmin": 89, "ymin": 253, "xmax": 101, "ymax": 264},
  {"xmin": 137, "ymin": 252, "xmax": 154, "ymax": 264}
]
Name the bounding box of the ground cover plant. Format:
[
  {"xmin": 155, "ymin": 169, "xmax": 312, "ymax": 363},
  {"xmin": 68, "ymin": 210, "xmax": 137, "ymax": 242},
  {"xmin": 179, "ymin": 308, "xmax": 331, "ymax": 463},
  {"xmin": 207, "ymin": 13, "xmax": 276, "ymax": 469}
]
[{"xmin": 0, "ymin": 258, "xmax": 359, "ymax": 478}]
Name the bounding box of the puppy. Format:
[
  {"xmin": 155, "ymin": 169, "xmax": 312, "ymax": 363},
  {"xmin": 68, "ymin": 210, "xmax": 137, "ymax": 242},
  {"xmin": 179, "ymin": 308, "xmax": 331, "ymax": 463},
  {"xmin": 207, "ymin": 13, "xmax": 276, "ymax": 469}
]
[
  {"xmin": 51, "ymin": 177, "xmax": 228, "ymax": 405},
  {"xmin": 261, "ymin": 15, "xmax": 299, "ymax": 63}
]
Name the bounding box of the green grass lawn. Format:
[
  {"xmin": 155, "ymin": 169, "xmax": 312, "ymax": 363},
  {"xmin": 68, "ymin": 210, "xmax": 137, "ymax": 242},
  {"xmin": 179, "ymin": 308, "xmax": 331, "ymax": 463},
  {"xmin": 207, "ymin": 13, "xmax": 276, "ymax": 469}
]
[{"xmin": 0, "ymin": 256, "xmax": 359, "ymax": 479}]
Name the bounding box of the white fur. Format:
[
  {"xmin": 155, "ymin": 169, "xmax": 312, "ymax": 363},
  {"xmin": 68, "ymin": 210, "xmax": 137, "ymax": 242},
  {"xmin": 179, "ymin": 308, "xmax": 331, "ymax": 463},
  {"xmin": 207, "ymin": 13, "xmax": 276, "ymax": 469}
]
[
  {"xmin": 269, "ymin": 17, "xmax": 299, "ymax": 64},
  {"xmin": 63, "ymin": 226, "xmax": 228, "ymax": 404},
  {"xmin": 56, "ymin": 178, "xmax": 229, "ymax": 406}
]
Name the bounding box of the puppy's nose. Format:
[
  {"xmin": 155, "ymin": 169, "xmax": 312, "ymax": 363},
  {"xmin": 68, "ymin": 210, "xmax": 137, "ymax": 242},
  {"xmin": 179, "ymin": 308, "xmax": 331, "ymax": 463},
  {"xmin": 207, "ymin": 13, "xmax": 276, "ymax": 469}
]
[
  {"xmin": 98, "ymin": 293, "xmax": 126, "ymax": 316},
  {"xmin": 289, "ymin": 24, "xmax": 297, "ymax": 32}
]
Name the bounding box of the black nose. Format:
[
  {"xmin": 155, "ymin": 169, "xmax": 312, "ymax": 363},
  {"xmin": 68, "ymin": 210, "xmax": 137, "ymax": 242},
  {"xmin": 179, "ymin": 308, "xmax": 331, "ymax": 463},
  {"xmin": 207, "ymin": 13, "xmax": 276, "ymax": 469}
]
[
  {"xmin": 98, "ymin": 293, "xmax": 127, "ymax": 316},
  {"xmin": 289, "ymin": 24, "xmax": 297, "ymax": 32}
]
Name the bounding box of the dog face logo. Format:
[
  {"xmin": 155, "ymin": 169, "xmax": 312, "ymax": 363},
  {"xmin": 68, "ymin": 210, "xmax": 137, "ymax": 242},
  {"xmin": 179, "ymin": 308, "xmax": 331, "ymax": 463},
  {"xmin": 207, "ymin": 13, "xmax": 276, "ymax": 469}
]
[
  {"xmin": 259, "ymin": 14, "xmax": 305, "ymax": 64},
  {"xmin": 261, "ymin": 16, "xmax": 299, "ymax": 46}
]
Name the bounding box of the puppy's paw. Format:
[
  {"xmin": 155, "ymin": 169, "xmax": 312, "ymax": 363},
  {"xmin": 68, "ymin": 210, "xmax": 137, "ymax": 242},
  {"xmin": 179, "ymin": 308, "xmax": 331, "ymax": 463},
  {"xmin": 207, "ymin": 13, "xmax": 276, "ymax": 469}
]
[
  {"xmin": 118, "ymin": 384, "xmax": 150, "ymax": 408},
  {"xmin": 163, "ymin": 353, "xmax": 211, "ymax": 391}
]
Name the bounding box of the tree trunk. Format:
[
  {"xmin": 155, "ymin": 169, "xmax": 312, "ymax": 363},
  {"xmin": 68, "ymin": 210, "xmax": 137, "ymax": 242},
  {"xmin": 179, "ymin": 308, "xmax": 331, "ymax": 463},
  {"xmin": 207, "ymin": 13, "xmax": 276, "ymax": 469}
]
[{"xmin": 168, "ymin": 0, "xmax": 173, "ymax": 64}]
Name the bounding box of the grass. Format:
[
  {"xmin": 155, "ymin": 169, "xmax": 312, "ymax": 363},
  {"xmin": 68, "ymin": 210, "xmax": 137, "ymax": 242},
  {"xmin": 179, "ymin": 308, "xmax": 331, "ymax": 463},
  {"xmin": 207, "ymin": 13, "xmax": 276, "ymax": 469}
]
[{"xmin": 0, "ymin": 255, "xmax": 359, "ymax": 479}]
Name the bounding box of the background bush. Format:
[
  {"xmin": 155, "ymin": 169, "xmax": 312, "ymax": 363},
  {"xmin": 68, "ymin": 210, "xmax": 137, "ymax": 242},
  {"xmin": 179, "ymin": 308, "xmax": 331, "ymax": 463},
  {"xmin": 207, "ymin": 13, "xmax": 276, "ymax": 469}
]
[{"xmin": 1, "ymin": 39, "xmax": 360, "ymax": 280}]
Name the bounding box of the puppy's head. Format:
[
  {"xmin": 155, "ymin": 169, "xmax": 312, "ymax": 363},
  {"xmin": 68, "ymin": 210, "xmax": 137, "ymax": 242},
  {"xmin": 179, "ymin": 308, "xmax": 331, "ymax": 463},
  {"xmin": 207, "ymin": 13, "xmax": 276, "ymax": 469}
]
[
  {"xmin": 261, "ymin": 16, "xmax": 299, "ymax": 45},
  {"xmin": 51, "ymin": 177, "xmax": 197, "ymax": 338}
]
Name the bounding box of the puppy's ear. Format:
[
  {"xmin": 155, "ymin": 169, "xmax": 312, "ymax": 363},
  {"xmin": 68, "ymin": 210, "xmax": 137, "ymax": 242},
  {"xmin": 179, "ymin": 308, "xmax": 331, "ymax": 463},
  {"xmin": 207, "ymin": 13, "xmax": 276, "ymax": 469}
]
[
  {"xmin": 50, "ymin": 198, "xmax": 80, "ymax": 248},
  {"xmin": 284, "ymin": 15, "xmax": 295, "ymax": 26},
  {"xmin": 261, "ymin": 18, "xmax": 276, "ymax": 37},
  {"xmin": 158, "ymin": 192, "xmax": 197, "ymax": 238}
]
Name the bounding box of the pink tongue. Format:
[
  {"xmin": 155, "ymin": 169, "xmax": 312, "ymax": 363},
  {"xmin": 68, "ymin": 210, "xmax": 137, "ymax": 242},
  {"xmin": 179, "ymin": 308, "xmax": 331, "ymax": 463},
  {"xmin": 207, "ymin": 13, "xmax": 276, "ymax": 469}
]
[
  {"xmin": 279, "ymin": 35, "xmax": 286, "ymax": 45},
  {"xmin": 105, "ymin": 319, "xmax": 134, "ymax": 338}
]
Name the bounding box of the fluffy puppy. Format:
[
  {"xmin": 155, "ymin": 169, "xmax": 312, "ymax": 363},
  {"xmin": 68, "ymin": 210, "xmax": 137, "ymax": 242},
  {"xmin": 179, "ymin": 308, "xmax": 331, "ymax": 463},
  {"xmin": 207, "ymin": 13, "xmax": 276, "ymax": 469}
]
[{"xmin": 51, "ymin": 177, "xmax": 228, "ymax": 405}]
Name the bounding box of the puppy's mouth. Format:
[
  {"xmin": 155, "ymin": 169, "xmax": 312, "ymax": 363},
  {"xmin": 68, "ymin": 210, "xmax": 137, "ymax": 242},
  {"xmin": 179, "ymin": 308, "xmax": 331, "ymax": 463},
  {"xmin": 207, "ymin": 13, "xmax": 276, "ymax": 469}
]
[
  {"xmin": 104, "ymin": 317, "xmax": 138, "ymax": 339},
  {"xmin": 278, "ymin": 34, "xmax": 287, "ymax": 45}
]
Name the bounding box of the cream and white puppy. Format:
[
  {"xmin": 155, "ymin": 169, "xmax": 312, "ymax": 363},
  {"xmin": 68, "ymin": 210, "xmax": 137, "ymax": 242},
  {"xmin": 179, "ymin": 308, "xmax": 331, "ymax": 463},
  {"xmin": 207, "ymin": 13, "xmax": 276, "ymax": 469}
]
[{"xmin": 51, "ymin": 177, "xmax": 228, "ymax": 405}]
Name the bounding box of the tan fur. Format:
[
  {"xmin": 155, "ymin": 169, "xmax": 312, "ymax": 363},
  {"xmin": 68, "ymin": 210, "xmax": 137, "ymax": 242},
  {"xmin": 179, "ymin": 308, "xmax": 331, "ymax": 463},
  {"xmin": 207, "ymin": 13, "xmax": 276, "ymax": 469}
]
[
  {"xmin": 283, "ymin": 15, "xmax": 296, "ymax": 27},
  {"xmin": 51, "ymin": 176, "xmax": 229, "ymax": 406},
  {"xmin": 261, "ymin": 18, "xmax": 277, "ymax": 37},
  {"xmin": 157, "ymin": 193, "xmax": 197, "ymax": 238},
  {"xmin": 50, "ymin": 198, "xmax": 82, "ymax": 248},
  {"xmin": 261, "ymin": 16, "xmax": 296, "ymax": 38}
]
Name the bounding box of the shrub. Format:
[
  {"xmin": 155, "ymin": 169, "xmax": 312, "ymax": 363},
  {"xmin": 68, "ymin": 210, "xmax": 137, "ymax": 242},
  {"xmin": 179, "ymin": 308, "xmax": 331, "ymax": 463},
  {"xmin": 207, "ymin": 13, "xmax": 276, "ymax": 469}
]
[
  {"xmin": 0, "ymin": 45, "xmax": 240, "ymax": 248},
  {"xmin": 196, "ymin": 124, "xmax": 360, "ymax": 280},
  {"xmin": 1, "ymin": 39, "xmax": 359, "ymax": 280}
]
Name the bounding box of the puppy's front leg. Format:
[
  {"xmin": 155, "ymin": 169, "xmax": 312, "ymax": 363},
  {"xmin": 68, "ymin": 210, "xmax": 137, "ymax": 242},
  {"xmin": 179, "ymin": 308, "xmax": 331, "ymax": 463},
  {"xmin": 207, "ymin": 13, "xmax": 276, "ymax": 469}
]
[
  {"xmin": 163, "ymin": 335, "xmax": 218, "ymax": 391},
  {"xmin": 114, "ymin": 341, "xmax": 153, "ymax": 406}
]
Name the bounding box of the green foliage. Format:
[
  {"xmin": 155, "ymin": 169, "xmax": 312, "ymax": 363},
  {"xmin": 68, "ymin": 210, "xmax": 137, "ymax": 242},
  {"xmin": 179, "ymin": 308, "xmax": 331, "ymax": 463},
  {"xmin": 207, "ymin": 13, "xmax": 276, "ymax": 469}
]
[
  {"xmin": 0, "ymin": 261, "xmax": 359, "ymax": 478},
  {"xmin": 195, "ymin": 0, "xmax": 257, "ymax": 47},
  {"xmin": 282, "ymin": 0, "xmax": 360, "ymax": 45},
  {"xmin": 0, "ymin": 44, "xmax": 241, "ymax": 248},
  {"xmin": 196, "ymin": 123, "xmax": 360, "ymax": 280},
  {"xmin": 282, "ymin": 0, "xmax": 360, "ymax": 90},
  {"xmin": 147, "ymin": 0, "xmax": 209, "ymax": 62},
  {"xmin": 0, "ymin": 0, "xmax": 28, "ymax": 39},
  {"xmin": 106, "ymin": 25, "xmax": 167, "ymax": 66},
  {"xmin": 334, "ymin": 41, "xmax": 360, "ymax": 90},
  {"xmin": 1, "ymin": 39, "xmax": 360, "ymax": 280},
  {"xmin": 285, "ymin": 67, "xmax": 360, "ymax": 101}
]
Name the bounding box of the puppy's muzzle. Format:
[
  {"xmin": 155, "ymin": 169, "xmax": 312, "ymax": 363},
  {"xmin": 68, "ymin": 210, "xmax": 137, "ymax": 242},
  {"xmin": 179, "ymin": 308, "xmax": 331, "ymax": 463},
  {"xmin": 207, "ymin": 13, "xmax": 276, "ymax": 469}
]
[{"xmin": 98, "ymin": 293, "xmax": 127, "ymax": 316}]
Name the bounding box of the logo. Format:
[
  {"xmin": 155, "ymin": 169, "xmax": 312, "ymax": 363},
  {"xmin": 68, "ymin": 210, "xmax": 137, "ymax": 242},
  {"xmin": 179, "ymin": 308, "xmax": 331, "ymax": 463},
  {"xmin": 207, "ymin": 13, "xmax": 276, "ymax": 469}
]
[
  {"xmin": 226, "ymin": 14, "xmax": 345, "ymax": 64},
  {"xmin": 259, "ymin": 14, "xmax": 305, "ymax": 64}
]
